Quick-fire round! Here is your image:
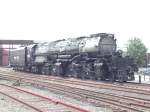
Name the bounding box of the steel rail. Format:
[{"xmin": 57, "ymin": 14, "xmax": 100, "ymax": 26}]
[
  {"xmin": 1, "ymin": 69, "xmax": 150, "ymax": 91},
  {"xmin": 2, "ymin": 69, "xmax": 150, "ymax": 89},
  {"xmin": 0, "ymin": 84, "xmax": 90, "ymax": 112},
  {"xmin": 0, "ymin": 75, "xmax": 146, "ymax": 112},
  {"xmin": 0, "ymin": 92, "xmax": 44, "ymax": 112},
  {"xmin": 1, "ymin": 72, "xmax": 150, "ymax": 96},
  {"xmin": 0, "ymin": 71, "xmax": 150, "ymax": 111}
]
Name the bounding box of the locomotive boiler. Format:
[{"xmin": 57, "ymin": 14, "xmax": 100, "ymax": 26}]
[{"xmin": 9, "ymin": 33, "xmax": 137, "ymax": 82}]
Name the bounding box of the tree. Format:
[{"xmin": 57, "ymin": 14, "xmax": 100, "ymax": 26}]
[{"xmin": 126, "ymin": 38, "xmax": 147, "ymax": 66}]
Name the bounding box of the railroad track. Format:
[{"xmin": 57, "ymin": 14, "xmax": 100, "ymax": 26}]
[
  {"xmin": 1, "ymin": 68, "xmax": 150, "ymax": 90},
  {"xmin": 123, "ymin": 81, "xmax": 150, "ymax": 88},
  {"xmin": 0, "ymin": 84, "xmax": 89, "ymax": 112},
  {"xmin": 0, "ymin": 72, "xmax": 150, "ymax": 111},
  {"xmin": 1, "ymin": 70, "xmax": 150, "ymax": 96}
]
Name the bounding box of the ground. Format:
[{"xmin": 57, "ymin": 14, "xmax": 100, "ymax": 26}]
[{"xmin": 0, "ymin": 79, "xmax": 112, "ymax": 112}]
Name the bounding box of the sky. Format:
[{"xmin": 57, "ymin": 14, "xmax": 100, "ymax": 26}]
[{"xmin": 0, "ymin": 0, "xmax": 150, "ymax": 51}]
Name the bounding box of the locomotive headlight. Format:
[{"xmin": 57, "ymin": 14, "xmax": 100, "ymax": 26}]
[
  {"xmin": 99, "ymin": 63, "xmax": 103, "ymax": 66},
  {"xmin": 27, "ymin": 54, "xmax": 30, "ymax": 58},
  {"xmin": 94, "ymin": 63, "xmax": 103, "ymax": 67}
]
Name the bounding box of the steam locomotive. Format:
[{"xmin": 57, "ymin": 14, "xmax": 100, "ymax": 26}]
[{"xmin": 10, "ymin": 33, "xmax": 137, "ymax": 82}]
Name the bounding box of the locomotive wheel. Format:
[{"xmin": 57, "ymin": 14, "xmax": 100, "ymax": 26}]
[
  {"xmin": 110, "ymin": 74, "xmax": 115, "ymax": 82},
  {"xmin": 81, "ymin": 75, "xmax": 85, "ymax": 80},
  {"xmin": 41, "ymin": 67, "xmax": 45, "ymax": 75},
  {"xmin": 89, "ymin": 76, "xmax": 96, "ymax": 80}
]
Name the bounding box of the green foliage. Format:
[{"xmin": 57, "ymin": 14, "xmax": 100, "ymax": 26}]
[{"xmin": 126, "ymin": 38, "xmax": 147, "ymax": 66}]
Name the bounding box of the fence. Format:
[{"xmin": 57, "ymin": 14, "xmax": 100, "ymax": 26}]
[{"xmin": 135, "ymin": 71, "xmax": 150, "ymax": 83}]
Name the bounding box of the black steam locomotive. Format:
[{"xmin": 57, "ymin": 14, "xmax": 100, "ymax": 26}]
[{"xmin": 10, "ymin": 33, "xmax": 137, "ymax": 82}]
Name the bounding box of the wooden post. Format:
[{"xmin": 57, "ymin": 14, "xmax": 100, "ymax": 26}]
[
  {"xmin": 139, "ymin": 75, "xmax": 141, "ymax": 83},
  {"xmin": 139, "ymin": 72, "xmax": 141, "ymax": 83}
]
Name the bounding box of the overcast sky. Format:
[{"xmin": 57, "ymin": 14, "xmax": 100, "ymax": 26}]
[{"xmin": 0, "ymin": 0, "xmax": 150, "ymax": 51}]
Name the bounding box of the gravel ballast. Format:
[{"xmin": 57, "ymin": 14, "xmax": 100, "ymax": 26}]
[{"xmin": 0, "ymin": 79, "xmax": 112, "ymax": 112}]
